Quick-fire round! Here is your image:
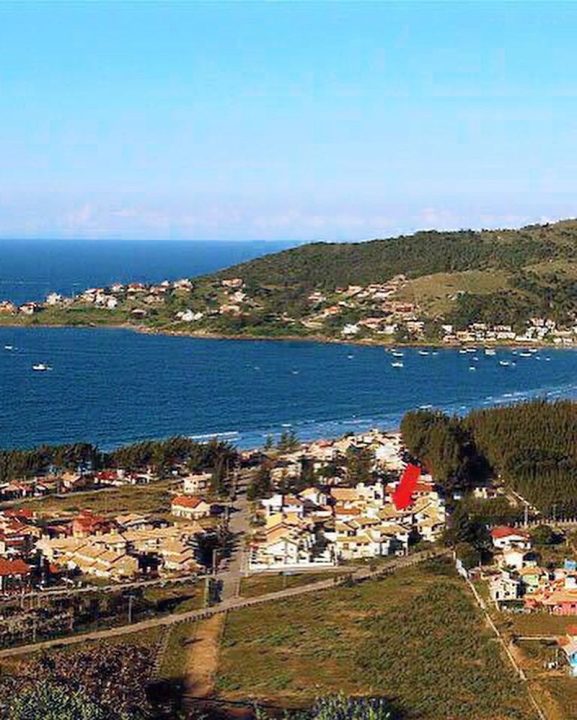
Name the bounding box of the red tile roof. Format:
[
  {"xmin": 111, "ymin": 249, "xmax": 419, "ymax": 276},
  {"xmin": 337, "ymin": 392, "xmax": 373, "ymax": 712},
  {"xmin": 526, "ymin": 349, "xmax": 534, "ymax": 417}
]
[
  {"xmin": 491, "ymin": 526, "xmax": 530, "ymax": 540},
  {"xmin": 172, "ymin": 495, "xmax": 206, "ymax": 509},
  {"xmin": 0, "ymin": 558, "xmax": 31, "ymax": 577}
]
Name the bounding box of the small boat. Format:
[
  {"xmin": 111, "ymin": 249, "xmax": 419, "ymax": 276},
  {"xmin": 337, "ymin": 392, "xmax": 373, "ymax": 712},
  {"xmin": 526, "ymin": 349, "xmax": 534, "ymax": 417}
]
[
  {"xmin": 4, "ymin": 345, "xmax": 14, "ymax": 351},
  {"xmin": 391, "ymin": 361, "xmax": 404, "ymax": 368},
  {"xmin": 466, "ymin": 347, "xmax": 477, "ymax": 353},
  {"xmin": 418, "ymin": 350, "xmax": 429, "ymax": 356},
  {"xmin": 459, "ymin": 349, "xmax": 468, "ymax": 354},
  {"xmin": 391, "ymin": 351, "xmax": 404, "ymax": 357},
  {"xmin": 32, "ymin": 363, "xmax": 51, "ymax": 372},
  {"xmin": 499, "ymin": 360, "xmax": 510, "ymax": 367},
  {"xmin": 519, "ymin": 351, "xmax": 532, "ymax": 358},
  {"xmin": 484, "ymin": 348, "xmax": 496, "ymax": 356},
  {"xmin": 469, "ymin": 366, "xmax": 476, "ymax": 371}
]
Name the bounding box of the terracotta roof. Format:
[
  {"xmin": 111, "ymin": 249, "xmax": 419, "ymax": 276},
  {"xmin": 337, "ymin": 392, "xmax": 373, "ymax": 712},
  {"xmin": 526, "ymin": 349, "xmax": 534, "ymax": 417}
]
[
  {"xmin": 491, "ymin": 526, "xmax": 530, "ymax": 540},
  {"xmin": 171, "ymin": 495, "xmax": 207, "ymax": 509},
  {"xmin": 0, "ymin": 558, "xmax": 31, "ymax": 577}
]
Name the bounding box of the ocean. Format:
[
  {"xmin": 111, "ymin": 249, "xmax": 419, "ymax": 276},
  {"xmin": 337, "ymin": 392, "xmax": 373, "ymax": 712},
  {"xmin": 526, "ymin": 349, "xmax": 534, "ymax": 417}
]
[
  {"xmin": 1, "ymin": 327, "xmax": 577, "ymax": 450},
  {"xmin": 1, "ymin": 239, "xmax": 577, "ymax": 451},
  {"xmin": 0, "ymin": 239, "xmax": 296, "ymax": 305}
]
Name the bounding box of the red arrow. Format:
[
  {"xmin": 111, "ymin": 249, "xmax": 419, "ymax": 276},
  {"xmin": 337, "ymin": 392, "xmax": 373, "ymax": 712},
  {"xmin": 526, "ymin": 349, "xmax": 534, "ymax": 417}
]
[{"xmin": 392, "ymin": 464, "xmax": 421, "ymax": 510}]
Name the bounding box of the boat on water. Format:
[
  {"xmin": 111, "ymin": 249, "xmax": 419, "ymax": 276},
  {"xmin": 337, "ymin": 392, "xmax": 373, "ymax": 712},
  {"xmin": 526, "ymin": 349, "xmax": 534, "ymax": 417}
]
[
  {"xmin": 519, "ymin": 351, "xmax": 532, "ymax": 357},
  {"xmin": 418, "ymin": 350, "xmax": 429, "ymax": 356},
  {"xmin": 484, "ymin": 348, "xmax": 496, "ymax": 356},
  {"xmin": 4, "ymin": 345, "xmax": 14, "ymax": 351},
  {"xmin": 391, "ymin": 361, "xmax": 404, "ymax": 368},
  {"xmin": 32, "ymin": 363, "xmax": 51, "ymax": 372},
  {"xmin": 391, "ymin": 350, "xmax": 404, "ymax": 357},
  {"xmin": 499, "ymin": 360, "xmax": 511, "ymax": 367}
]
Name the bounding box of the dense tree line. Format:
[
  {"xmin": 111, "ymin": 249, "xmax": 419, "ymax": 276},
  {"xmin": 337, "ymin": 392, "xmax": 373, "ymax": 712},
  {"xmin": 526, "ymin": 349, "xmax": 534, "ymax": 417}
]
[
  {"xmin": 0, "ymin": 436, "xmax": 238, "ymax": 483},
  {"xmin": 401, "ymin": 399, "xmax": 577, "ymax": 516},
  {"xmin": 213, "ymin": 224, "xmax": 572, "ymax": 290}
]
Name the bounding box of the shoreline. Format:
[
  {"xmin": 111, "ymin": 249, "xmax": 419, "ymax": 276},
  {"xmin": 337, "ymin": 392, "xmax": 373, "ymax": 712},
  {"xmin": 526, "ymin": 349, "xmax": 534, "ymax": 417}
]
[{"xmin": 0, "ymin": 319, "xmax": 570, "ymax": 352}]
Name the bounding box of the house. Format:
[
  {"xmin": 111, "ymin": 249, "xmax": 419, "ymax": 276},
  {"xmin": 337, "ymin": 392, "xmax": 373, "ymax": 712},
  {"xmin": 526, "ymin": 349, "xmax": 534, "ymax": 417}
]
[
  {"xmin": 0, "ymin": 558, "xmax": 32, "ymax": 592},
  {"xmin": 489, "ymin": 569, "xmax": 522, "ymax": 603},
  {"xmin": 500, "ymin": 548, "xmax": 538, "ymax": 571},
  {"xmin": 115, "ymin": 513, "xmax": 154, "ymax": 532},
  {"xmin": 183, "ymin": 472, "xmax": 212, "ymax": 495},
  {"xmin": 158, "ymin": 540, "xmax": 200, "ymax": 574},
  {"xmin": 526, "ymin": 589, "xmax": 577, "ymax": 615},
  {"xmin": 171, "ymin": 495, "xmax": 211, "ymax": 520},
  {"xmin": 518, "ymin": 566, "xmax": 547, "ymax": 593},
  {"xmin": 560, "ymin": 627, "xmax": 577, "ymax": 675},
  {"xmin": 490, "ymin": 526, "xmax": 531, "ymax": 551},
  {"xmin": 71, "ymin": 511, "xmax": 112, "ymax": 538}
]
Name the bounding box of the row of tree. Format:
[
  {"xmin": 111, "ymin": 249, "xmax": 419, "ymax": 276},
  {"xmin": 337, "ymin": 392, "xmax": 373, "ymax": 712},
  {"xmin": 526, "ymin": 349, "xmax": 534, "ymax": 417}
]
[
  {"xmin": 401, "ymin": 399, "xmax": 577, "ymax": 516},
  {"xmin": 0, "ymin": 435, "xmax": 238, "ymax": 483}
]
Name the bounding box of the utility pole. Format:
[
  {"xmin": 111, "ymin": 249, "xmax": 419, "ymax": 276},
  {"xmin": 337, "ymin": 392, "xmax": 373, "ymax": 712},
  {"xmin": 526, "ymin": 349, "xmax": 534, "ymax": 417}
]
[
  {"xmin": 523, "ymin": 502, "xmax": 529, "ymax": 528},
  {"xmin": 127, "ymin": 594, "xmax": 134, "ymax": 624}
]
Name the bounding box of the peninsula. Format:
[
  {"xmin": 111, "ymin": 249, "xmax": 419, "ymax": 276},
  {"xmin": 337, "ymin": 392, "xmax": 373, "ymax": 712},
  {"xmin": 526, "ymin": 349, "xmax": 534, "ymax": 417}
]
[{"xmin": 3, "ymin": 219, "xmax": 577, "ymax": 347}]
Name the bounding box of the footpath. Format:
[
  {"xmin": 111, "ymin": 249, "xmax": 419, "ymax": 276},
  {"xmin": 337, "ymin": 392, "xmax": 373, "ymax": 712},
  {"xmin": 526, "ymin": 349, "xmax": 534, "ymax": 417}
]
[{"xmin": 0, "ymin": 549, "xmax": 444, "ymax": 659}]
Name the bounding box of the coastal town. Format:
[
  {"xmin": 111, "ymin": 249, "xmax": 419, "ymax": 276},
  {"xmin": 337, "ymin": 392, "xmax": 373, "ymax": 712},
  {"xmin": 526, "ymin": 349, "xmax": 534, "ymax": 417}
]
[
  {"xmin": 2, "ymin": 421, "xmax": 577, "ymax": 689},
  {"xmin": 1, "ymin": 272, "xmax": 577, "ymax": 348}
]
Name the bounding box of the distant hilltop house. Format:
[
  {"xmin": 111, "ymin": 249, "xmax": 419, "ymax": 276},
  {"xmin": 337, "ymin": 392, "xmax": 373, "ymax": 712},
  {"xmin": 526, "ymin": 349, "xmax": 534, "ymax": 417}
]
[
  {"xmin": 171, "ymin": 495, "xmax": 212, "ymax": 520},
  {"xmin": 221, "ymin": 278, "xmax": 244, "ymax": 289}
]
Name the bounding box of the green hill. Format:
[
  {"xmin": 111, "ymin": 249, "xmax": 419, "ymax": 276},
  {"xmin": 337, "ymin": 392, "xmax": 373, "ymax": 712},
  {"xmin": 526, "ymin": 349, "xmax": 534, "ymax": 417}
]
[
  {"xmin": 4, "ymin": 219, "xmax": 577, "ymax": 343},
  {"xmin": 216, "ymin": 219, "xmax": 577, "ymax": 289}
]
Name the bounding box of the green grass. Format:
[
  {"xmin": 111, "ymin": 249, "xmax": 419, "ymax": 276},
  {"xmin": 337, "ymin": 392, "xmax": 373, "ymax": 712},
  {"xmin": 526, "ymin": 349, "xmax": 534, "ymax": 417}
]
[
  {"xmin": 240, "ymin": 572, "xmax": 342, "ymax": 598},
  {"xmin": 12, "ymin": 480, "xmax": 174, "ymax": 517},
  {"xmin": 158, "ymin": 621, "xmax": 197, "ymax": 681},
  {"xmin": 216, "ymin": 559, "xmax": 537, "ymax": 719},
  {"xmin": 395, "ymin": 270, "xmax": 510, "ymax": 316}
]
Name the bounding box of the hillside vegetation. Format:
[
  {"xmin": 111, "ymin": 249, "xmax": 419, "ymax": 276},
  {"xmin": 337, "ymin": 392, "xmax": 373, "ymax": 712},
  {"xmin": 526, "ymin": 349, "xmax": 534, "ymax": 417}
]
[
  {"xmin": 216, "ymin": 221, "xmax": 577, "ymax": 289},
  {"xmin": 401, "ymin": 399, "xmax": 577, "ymax": 516},
  {"xmin": 4, "ymin": 219, "xmax": 577, "ymax": 340}
]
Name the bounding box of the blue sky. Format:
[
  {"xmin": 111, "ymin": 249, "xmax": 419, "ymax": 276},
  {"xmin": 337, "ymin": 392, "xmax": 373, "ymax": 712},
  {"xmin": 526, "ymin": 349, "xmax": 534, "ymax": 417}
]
[{"xmin": 1, "ymin": 1, "xmax": 577, "ymax": 241}]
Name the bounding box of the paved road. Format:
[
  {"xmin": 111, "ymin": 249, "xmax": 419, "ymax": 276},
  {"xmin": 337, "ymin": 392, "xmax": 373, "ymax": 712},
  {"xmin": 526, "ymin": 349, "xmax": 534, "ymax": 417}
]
[
  {"xmin": 0, "ymin": 550, "xmax": 445, "ymax": 658},
  {"xmin": 217, "ymin": 474, "xmax": 252, "ymax": 601}
]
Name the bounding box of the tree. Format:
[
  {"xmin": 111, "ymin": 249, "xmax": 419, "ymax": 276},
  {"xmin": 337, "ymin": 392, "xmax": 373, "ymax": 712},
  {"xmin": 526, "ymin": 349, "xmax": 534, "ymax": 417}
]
[
  {"xmin": 277, "ymin": 428, "xmax": 299, "ymax": 453},
  {"xmin": 346, "ymin": 446, "xmax": 374, "ymax": 485},
  {"xmin": 247, "ymin": 464, "xmax": 272, "ymax": 500},
  {"xmin": 455, "ymin": 541, "xmax": 481, "ymax": 570},
  {"xmin": 530, "ymin": 524, "xmax": 559, "ymax": 546}
]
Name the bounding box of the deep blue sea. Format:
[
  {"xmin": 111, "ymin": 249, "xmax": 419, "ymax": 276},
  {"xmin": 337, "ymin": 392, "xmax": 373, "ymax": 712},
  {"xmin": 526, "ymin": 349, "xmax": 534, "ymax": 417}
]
[
  {"xmin": 1, "ymin": 240, "xmax": 577, "ymax": 451},
  {"xmin": 0, "ymin": 239, "xmax": 295, "ymax": 305},
  {"xmin": 1, "ymin": 327, "xmax": 577, "ymax": 450}
]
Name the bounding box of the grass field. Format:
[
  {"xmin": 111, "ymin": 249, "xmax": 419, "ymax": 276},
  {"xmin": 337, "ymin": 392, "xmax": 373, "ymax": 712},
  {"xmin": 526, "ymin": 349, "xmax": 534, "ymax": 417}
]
[
  {"xmin": 240, "ymin": 572, "xmax": 344, "ymax": 598},
  {"xmin": 158, "ymin": 621, "xmax": 198, "ymax": 682},
  {"xmin": 216, "ymin": 559, "xmax": 537, "ymax": 719},
  {"xmin": 395, "ymin": 269, "xmax": 510, "ymax": 315},
  {"xmin": 11, "ymin": 480, "xmax": 175, "ymax": 517},
  {"xmin": 532, "ymin": 677, "xmax": 577, "ymax": 720}
]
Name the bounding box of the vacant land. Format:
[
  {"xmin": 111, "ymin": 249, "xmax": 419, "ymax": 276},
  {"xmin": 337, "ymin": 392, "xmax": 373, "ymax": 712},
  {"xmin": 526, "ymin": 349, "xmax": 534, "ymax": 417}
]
[
  {"xmin": 10, "ymin": 480, "xmax": 175, "ymax": 517},
  {"xmin": 216, "ymin": 559, "xmax": 537, "ymax": 719},
  {"xmin": 240, "ymin": 572, "xmax": 344, "ymax": 598},
  {"xmin": 395, "ymin": 270, "xmax": 510, "ymax": 316}
]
